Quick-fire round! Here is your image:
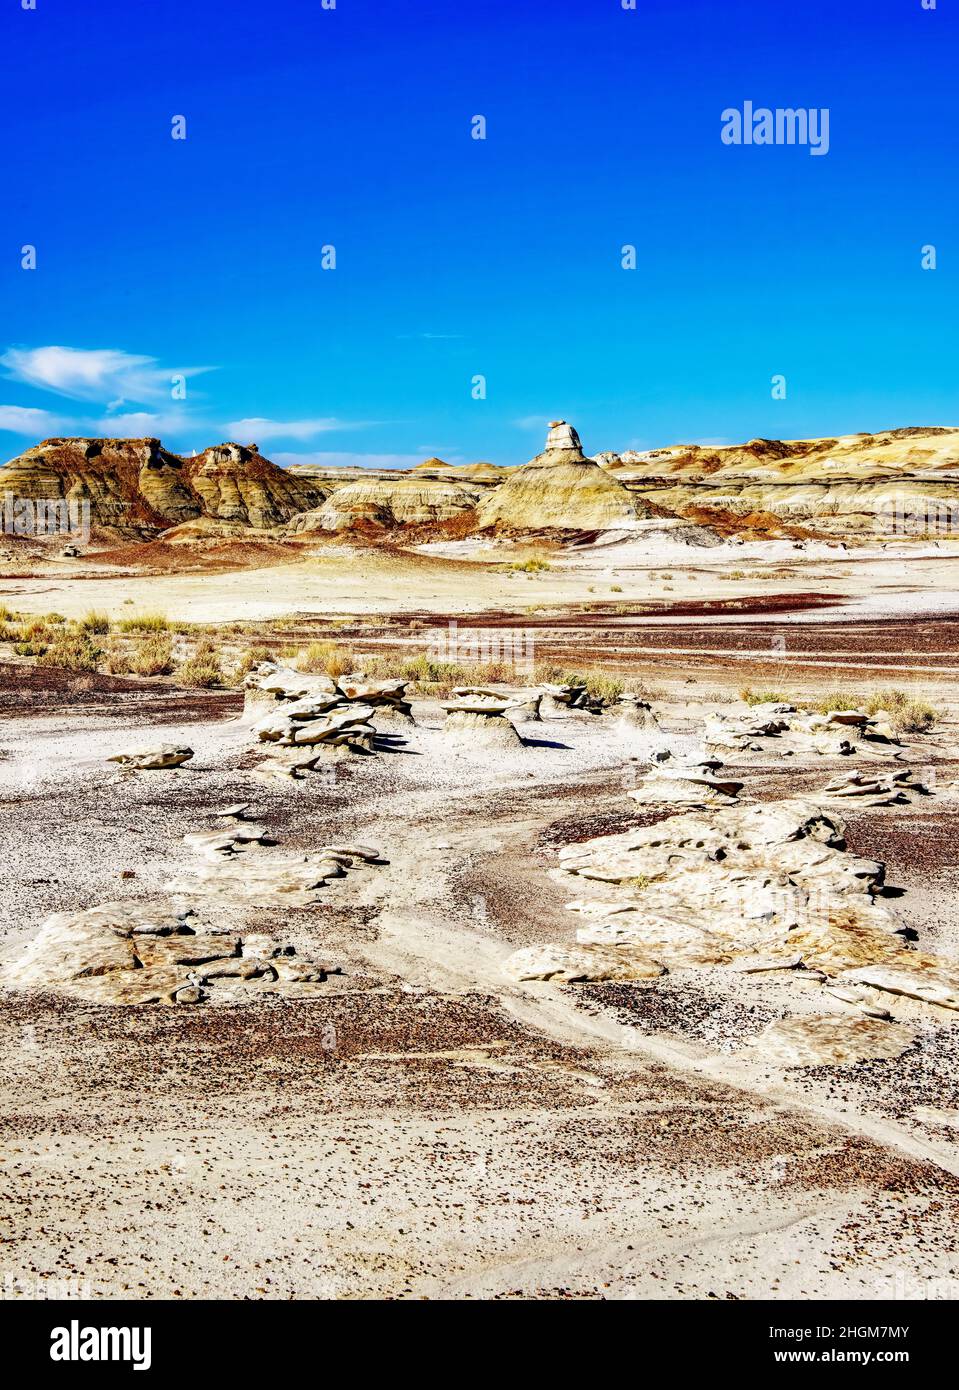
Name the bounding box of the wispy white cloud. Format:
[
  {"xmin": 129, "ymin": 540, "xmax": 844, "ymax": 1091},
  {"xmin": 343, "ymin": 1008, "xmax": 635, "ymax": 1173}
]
[
  {"xmin": 514, "ymin": 414, "xmax": 551, "ymax": 430},
  {"xmin": 94, "ymin": 410, "xmax": 203, "ymax": 437},
  {"xmin": 225, "ymin": 416, "xmax": 363, "ymax": 443},
  {"xmin": 1, "ymin": 345, "xmax": 213, "ymax": 405},
  {"xmin": 0, "ymin": 403, "xmax": 76, "ymax": 434}
]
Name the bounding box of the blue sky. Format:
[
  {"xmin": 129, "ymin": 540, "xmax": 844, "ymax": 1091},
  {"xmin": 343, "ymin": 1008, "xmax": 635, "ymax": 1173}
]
[{"xmin": 1, "ymin": 0, "xmax": 955, "ymax": 467}]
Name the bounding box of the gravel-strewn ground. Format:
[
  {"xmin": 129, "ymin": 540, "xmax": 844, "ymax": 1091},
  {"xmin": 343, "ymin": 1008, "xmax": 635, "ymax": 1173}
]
[{"xmin": 3, "ymin": 648, "xmax": 959, "ymax": 1300}]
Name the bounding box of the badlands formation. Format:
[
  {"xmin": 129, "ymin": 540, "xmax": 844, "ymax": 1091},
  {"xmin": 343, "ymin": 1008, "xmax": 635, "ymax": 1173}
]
[
  {"xmin": 5, "ymin": 418, "xmax": 959, "ymax": 546},
  {"xmin": 3, "ymin": 420, "xmax": 959, "ymax": 1300}
]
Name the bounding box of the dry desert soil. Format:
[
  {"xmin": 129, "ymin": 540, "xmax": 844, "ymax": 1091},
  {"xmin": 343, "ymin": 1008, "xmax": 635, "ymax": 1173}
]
[{"xmin": 2, "ymin": 537, "xmax": 959, "ymax": 1301}]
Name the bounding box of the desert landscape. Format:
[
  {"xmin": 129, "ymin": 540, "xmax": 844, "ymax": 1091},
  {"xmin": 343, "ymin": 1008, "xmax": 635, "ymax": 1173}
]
[{"xmin": 3, "ymin": 418, "xmax": 959, "ymax": 1301}]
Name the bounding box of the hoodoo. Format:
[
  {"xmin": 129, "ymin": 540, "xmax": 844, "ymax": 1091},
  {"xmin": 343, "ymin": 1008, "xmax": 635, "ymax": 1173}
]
[{"xmin": 476, "ymin": 420, "xmax": 649, "ymax": 530}]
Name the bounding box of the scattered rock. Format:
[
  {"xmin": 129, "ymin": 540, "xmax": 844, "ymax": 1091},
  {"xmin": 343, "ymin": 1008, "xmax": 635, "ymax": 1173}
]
[
  {"xmin": 817, "ymin": 767, "xmax": 931, "ymax": 807},
  {"xmin": 626, "ymin": 757, "xmax": 743, "ymax": 807},
  {"xmin": 704, "ymin": 704, "xmax": 902, "ymax": 761},
  {"xmin": 507, "ymin": 797, "xmax": 959, "ymax": 1025}
]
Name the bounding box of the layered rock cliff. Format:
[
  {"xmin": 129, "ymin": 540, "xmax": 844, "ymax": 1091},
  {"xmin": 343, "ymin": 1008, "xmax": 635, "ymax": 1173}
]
[
  {"xmin": 0, "ymin": 437, "xmax": 327, "ymax": 538},
  {"xmin": 181, "ymin": 443, "xmax": 326, "ymax": 528},
  {"xmin": 290, "ymin": 475, "xmax": 481, "ymax": 531},
  {"xmin": 4, "ymin": 423, "xmax": 956, "ymax": 544},
  {"xmin": 0, "ymin": 437, "xmax": 200, "ymax": 535},
  {"xmin": 604, "ymin": 428, "xmax": 959, "ymax": 535}
]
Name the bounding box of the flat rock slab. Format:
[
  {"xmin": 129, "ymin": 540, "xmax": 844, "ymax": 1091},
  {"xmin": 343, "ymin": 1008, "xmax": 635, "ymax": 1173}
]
[
  {"xmin": 838, "ymin": 964, "xmax": 959, "ymax": 1011},
  {"xmin": 749, "ymin": 1015, "xmax": 916, "ymax": 1067},
  {"xmin": 503, "ymin": 942, "xmax": 666, "ymax": 983}
]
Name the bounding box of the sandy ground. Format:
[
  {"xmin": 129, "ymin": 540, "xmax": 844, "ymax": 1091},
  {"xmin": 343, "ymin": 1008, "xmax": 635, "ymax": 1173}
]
[
  {"xmin": 3, "ymin": 656, "xmax": 959, "ymax": 1299},
  {"xmin": 4, "ymin": 537, "xmax": 959, "ymax": 625}
]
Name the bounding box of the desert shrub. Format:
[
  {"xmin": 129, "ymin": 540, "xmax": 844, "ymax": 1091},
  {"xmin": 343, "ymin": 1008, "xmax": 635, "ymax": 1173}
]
[
  {"xmin": 534, "ymin": 662, "xmax": 624, "ymax": 704},
  {"xmin": 175, "ymin": 639, "xmax": 223, "ymax": 688},
  {"xmin": 14, "ymin": 640, "xmax": 47, "ymax": 657},
  {"xmin": 36, "ymin": 634, "xmax": 101, "ymax": 672},
  {"xmin": 812, "ymin": 691, "xmax": 864, "ymax": 713},
  {"xmin": 500, "ymin": 553, "xmax": 551, "ymax": 573},
  {"xmin": 740, "ymin": 687, "xmax": 791, "ymax": 706},
  {"xmin": 127, "ymin": 635, "xmax": 174, "ymax": 676},
  {"xmin": 865, "ymin": 688, "xmax": 937, "ymax": 733},
  {"xmin": 297, "ymin": 641, "xmax": 355, "ymax": 678},
  {"xmin": 0, "ymin": 604, "xmax": 18, "ymax": 623},
  {"xmin": 102, "ymin": 643, "xmax": 132, "ymax": 675},
  {"xmin": 229, "ymin": 645, "xmax": 274, "ymax": 685},
  {"xmin": 894, "ymin": 700, "xmax": 937, "ymax": 733},
  {"xmin": 79, "ymin": 610, "xmax": 111, "ymax": 634},
  {"xmin": 119, "ymin": 612, "xmax": 169, "ymax": 633}
]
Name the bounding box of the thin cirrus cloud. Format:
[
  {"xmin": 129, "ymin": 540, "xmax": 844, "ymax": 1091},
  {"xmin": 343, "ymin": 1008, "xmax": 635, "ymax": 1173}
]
[
  {"xmin": 225, "ymin": 417, "xmax": 368, "ymax": 443},
  {"xmin": 95, "ymin": 410, "xmax": 202, "ymax": 437},
  {"xmin": 0, "ymin": 403, "xmax": 203, "ymax": 439},
  {"xmin": 0, "ymin": 345, "xmax": 212, "ymax": 405},
  {"xmin": 0, "ymin": 404, "xmax": 75, "ymax": 435}
]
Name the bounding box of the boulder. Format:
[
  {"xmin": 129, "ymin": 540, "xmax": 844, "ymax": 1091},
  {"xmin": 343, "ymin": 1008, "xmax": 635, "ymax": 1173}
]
[
  {"xmin": 450, "ymin": 685, "xmax": 543, "ymax": 720},
  {"xmin": 441, "ymin": 708, "xmax": 523, "ymax": 749},
  {"xmin": 837, "ymin": 965, "xmax": 959, "ymax": 1012},
  {"xmin": 108, "ymin": 745, "xmax": 193, "ymax": 770},
  {"xmin": 615, "ymin": 696, "xmax": 660, "ymax": 731}
]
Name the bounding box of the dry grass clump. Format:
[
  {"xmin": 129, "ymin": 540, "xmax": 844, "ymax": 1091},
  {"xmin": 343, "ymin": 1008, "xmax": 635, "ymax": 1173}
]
[
  {"xmin": 101, "ymin": 642, "xmax": 132, "ymax": 675},
  {"xmin": 230, "ymin": 645, "xmax": 274, "ymax": 684},
  {"xmin": 79, "ymin": 610, "xmax": 111, "ymax": 634},
  {"xmin": 118, "ymin": 612, "xmax": 169, "ymax": 633},
  {"xmin": 739, "ymin": 687, "xmax": 791, "ymax": 706},
  {"xmin": 36, "ymin": 633, "xmax": 102, "ymax": 672},
  {"xmin": 864, "ymin": 688, "xmax": 937, "ymax": 732},
  {"xmin": 127, "ymin": 634, "xmax": 175, "ymax": 676},
  {"xmin": 534, "ymin": 661, "xmax": 629, "ymax": 703},
  {"xmin": 296, "ymin": 640, "xmax": 356, "ymax": 678},
  {"xmin": 390, "ymin": 652, "xmax": 517, "ymax": 695},
  {"xmin": 175, "ymin": 638, "xmax": 223, "ymax": 688},
  {"xmin": 740, "ymin": 685, "xmax": 937, "ymax": 733},
  {"xmin": 499, "ymin": 552, "xmax": 552, "ymax": 573}
]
